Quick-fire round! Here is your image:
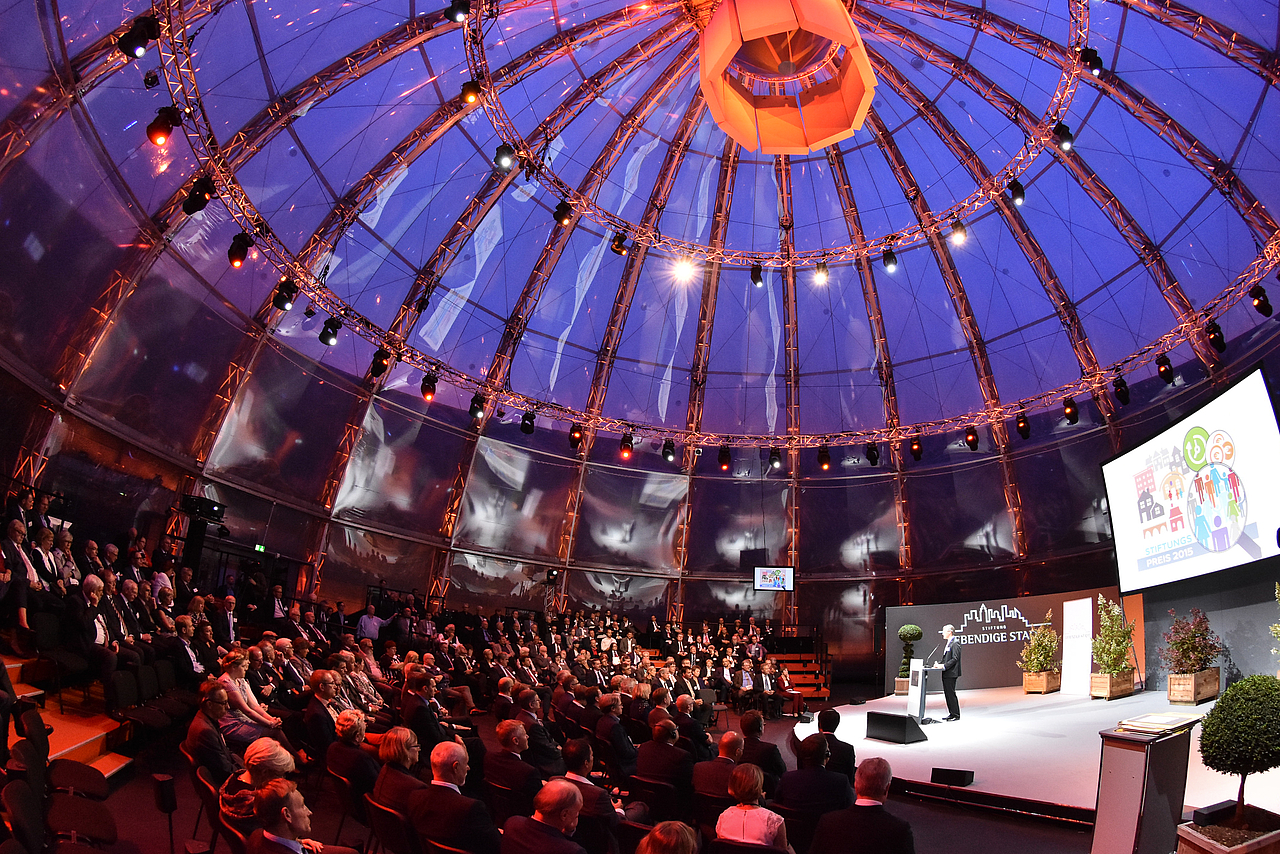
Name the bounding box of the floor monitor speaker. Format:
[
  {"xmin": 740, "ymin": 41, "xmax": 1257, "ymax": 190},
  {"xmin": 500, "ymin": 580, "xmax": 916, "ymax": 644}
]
[
  {"xmin": 930, "ymin": 767, "xmax": 975, "ymax": 787},
  {"xmin": 866, "ymin": 711, "xmax": 927, "ymax": 744}
]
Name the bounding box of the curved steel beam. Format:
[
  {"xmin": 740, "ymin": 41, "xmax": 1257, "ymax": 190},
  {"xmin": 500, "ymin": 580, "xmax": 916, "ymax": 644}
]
[{"xmin": 855, "ymin": 7, "xmax": 1224, "ymax": 373}]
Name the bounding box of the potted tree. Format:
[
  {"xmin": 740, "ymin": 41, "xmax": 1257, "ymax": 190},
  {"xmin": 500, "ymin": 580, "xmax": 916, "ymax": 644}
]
[
  {"xmin": 1091, "ymin": 594, "xmax": 1136, "ymax": 699},
  {"xmin": 1162, "ymin": 608, "xmax": 1224, "ymax": 705},
  {"xmin": 1017, "ymin": 610, "xmax": 1061, "ymax": 694},
  {"xmin": 894, "ymin": 624, "xmax": 923, "ymax": 696},
  {"xmin": 1177, "ymin": 675, "xmax": 1280, "ymax": 854}
]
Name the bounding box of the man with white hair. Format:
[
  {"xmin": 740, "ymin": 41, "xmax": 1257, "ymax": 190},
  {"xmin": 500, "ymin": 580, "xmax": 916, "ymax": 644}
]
[
  {"xmin": 809, "ymin": 757, "xmax": 914, "ymax": 854},
  {"xmin": 932, "ymin": 624, "xmax": 962, "ymax": 721},
  {"xmin": 500, "ymin": 779, "xmax": 585, "ymax": 854},
  {"xmin": 409, "ymin": 741, "xmax": 502, "ymax": 854}
]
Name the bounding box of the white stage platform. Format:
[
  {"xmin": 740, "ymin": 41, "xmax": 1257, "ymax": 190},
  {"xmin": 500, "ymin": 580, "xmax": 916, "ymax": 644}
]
[{"xmin": 792, "ymin": 686, "xmax": 1280, "ymax": 820}]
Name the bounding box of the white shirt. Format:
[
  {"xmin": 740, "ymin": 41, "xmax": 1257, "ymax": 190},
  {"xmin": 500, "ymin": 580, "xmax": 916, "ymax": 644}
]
[
  {"xmin": 431, "ymin": 780, "xmax": 460, "ymax": 793},
  {"xmin": 261, "ymin": 831, "xmax": 304, "ymax": 854}
]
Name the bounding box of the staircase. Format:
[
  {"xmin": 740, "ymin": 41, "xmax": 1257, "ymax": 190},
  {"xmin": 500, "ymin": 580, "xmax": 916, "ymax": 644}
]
[
  {"xmin": 768, "ymin": 651, "xmax": 830, "ymax": 700},
  {"xmin": 6, "ymin": 656, "xmax": 133, "ymax": 778}
]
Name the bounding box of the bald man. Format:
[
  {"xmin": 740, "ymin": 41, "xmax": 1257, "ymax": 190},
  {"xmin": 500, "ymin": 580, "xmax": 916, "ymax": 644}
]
[
  {"xmin": 500, "ymin": 779, "xmax": 586, "ymax": 854},
  {"xmin": 409, "ymin": 741, "xmax": 501, "ymax": 854}
]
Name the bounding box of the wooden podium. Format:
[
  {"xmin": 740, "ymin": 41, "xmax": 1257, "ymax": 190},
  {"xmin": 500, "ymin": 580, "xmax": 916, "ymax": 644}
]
[{"xmin": 1091, "ymin": 721, "xmax": 1196, "ymax": 854}]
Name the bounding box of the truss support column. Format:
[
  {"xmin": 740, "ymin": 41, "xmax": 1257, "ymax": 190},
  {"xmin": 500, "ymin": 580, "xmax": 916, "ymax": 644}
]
[{"xmin": 11, "ymin": 402, "xmax": 58, "ymax": 489}]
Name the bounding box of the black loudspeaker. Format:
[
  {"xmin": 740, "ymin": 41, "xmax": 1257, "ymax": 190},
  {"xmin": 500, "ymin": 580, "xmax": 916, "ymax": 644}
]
[
  {"xmin": 930, "ymin": 767, "xmax": 974, "ymax": 787},
  {"xmin": 153, "ymin": 773, "xmax": 177, "ymax": 813},
  {"xmin": 797, "ymin": 712, "xmax": 813, "ymax": 724},
  {"xmin": 866, "ymin": 711, "xmax": 927, "ymax": 744},
  {"xmin": 739, "ymin": 548, "xmax": 768, "ymax": 572},
  {"xmin": 180, "ymin": 494, "xmax": 226, "ymax": 522}
]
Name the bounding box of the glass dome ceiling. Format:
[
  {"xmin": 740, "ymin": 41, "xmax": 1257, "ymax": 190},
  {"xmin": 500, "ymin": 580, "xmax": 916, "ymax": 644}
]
[{"xmin": 0, "ymin": 0, "xmax": 1278, "ymax": 593}]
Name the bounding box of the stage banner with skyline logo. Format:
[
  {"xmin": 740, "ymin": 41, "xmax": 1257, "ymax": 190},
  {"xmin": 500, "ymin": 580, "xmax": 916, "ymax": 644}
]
[{"xmin": 883, "ymin": 586, "xmax": 1119, "ymax": 694}]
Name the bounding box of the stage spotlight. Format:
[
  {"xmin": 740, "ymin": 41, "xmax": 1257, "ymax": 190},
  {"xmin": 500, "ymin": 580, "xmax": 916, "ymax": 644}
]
[
  {"xmin": 319, "ymin": 317, "xmax": 341, "ymax": 346},
  {"xmin": 143, "ymin": 68, "xmax": 161, "ymax": 89},
  {"xmin": 421, "ymin": 373, "xmax": 437, "ymax": 401},
  {"xmin": 673, "ymin": 258, "xmax": 696, "ymax": 283},
  {"xmin": 569, "ymin": 423, "xmax": 584, "ymax": 450},
  {"xmin": 227, "ymin": 232, "xmax": 253, "ymax": 268},
  {"xmin": 553, "ymin": 200, "xmax": 572, "ymax": 226},
  {"xmin": 520, "ymin": 410, "xmax": 536, "ymax": 435},
  {"xmin": 469, "ymin": 393, "xmax": 486, "ymax": 419},
  {"xmin": 909, "ymin": 435, "xmax": 922, "ymax": 461},
  {"xmin": 1112, "ymin": 374, "xmax": 1130, "ymax": 406},
  {"xmin": 271, "ymin": 278, "xmax": 298, "ymax": 311},
  {"xmin": 494, "ymin": 143, "xmax": 516, "ymax": 172},
  {"xmin": 1156, "ymin": 354, "xmax": 1174, "ymax": 385},
  {"xmin": 117, "ymin": 15, "xmax": 160, "ymax": 59},
  {"xmin": 182, "ymin": 175, "xmax": 216, "ymax": 215},
  {"xmin": 460, "ymin": 79, "xmax": 482, "ymax": 104},
  {"xmin": 146, "ymin": 106, "xmax": 182, "ymax": 146},
  {"xmin": 370, "ymin": 348, "xmax": 391, "ymax": 378},
  {"xmin": 949, "ymin": 219, "xmax": 967, "ymax": 245},
  {"xmin": 751, "ymin": 264, "xmax": 763, "ymax": 288},
  {"xmin": 817, "ymin": 445, "xmax": 831, "ymax": 471},
  {"xmin": 814, "ymin": 261, "xmax": 829, "ymax": 285},
  {"xmin": 1016, "ymin": 410, "xmax": 1030, "ymax": 439},
  {"xmin": 449, "ymin": 0, "xmax": 470, "ymax": 21},
  {"xmin": 1206, "ymin": 320, "xmax": 1226, "ymax": 353},
  {"xmin": 882, "ymin": 248, "xmax": 898, "ymax": 273},
  {"xmin": 865, "ymin": 443, "xmax": 879, "ymax": 467},
  {"xmin": 718, "ymin": 446, "xmax": 731, "ymax": 471},
  {"xmin": 1251, "ymin": 284, "xmax": 1273, "ymax": 317},
  {"xmin": 661, "ymin": 439, "xmax": 676, "ymax": 462},
  {"xmin": 545, "ymin": 568, "xmax": 560, "ymax": 584},
  {"xmin": 964, "ymin": 426, "xmax": 979, "ymax": 450},
  {"xmin": 1080, "ymin": 47, "xmax": 1103, "ymax": 76},
  {"xmin": 610, "ymin": 233, "xmax": 628, "ymax": 256},
  {"xmin": 768, "ymin": 448, "xmax": 782, "ymax": 470},
  {"xmin": 304, "ymin": 305, "xmax": 316, "ymax": 319},
  {"xmin": 1008, "ymin": 179, "xmax": 1025, "ymax": 206},
  {"xmin": 1054, "ymin": 122, "xmax": 1074, "ymax": 151},
  {"xmin": 1063, "ymin": 396, "xmax": 1079, "ymax": 424},
  {"xmin": 619, "ymin": 432, "xmax": 633, "ymax": 459}
]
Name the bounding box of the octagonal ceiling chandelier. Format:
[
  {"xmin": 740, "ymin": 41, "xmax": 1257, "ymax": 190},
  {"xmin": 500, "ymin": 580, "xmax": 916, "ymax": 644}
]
[{"xmin": 699, "ymin": 0, "xmax": 877, "ymax": 153}]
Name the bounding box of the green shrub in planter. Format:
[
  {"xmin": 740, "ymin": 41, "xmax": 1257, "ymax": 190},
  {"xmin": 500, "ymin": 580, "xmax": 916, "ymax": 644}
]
[
  {"xmin": 1017, "ymin": 610, "xmax": 1060, "ymax": 673},
  {"xmin": 1092, "ymin": 594, "xmax": 1134, "ymax": 675},
  {"xmin": 1199, "ymin": 674, "xmax": 1280, "ymax": 823},
  {"xmin": 1159, "ymin": 608, "xmax": 1223, "ymax": 675},
  {"xmin": 897, "ymin": 624, "xmax": 923, "ymax": 679}
]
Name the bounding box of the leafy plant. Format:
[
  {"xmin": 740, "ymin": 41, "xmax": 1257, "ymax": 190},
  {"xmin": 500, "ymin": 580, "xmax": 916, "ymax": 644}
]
[
  {"xmin": 1017, "ymin": 610, "xmax": 1060, "ymax": 673},
  {"xmin": 1159, "ymin": 608, "xmax": 1223, "ymax": 675},
  {"xmin": 1091, "ymin": 594, "xmax": 1134, "ymax": 675},
  {"xmin": 897, "ymin": 624, "xmax": 923, "ymax": 678},
  {"xmin": 1199, "ymin": 674, "xmax": 1280, "ymax": 823},
  {"xmin": 1270, "ymin": 583, "xmax": 1280, "ymax": 662}
]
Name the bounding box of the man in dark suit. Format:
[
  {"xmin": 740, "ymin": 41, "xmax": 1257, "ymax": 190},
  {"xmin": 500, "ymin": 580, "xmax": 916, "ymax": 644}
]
[
  {"xmin": 183, "ymin": 681, "xmax": 244, "ymax": 784},
  {"xmin": 486, "ymin": 720, "xmax": 542, "ymax": 818},
  {"xmin": 514, "ymin": 690, "xmax": 565, "ymax": 778},
  {"xmin": 303, "ymin": 669, "xmax": 340, "ymax": 756},
  {"xmin": 500, "ymin": 779, "xmax": 586, "ymax": 854},
  {"xmin": 247, "ymin": 778, "xmax": 359, "ymax": 854},
  {"xmin": 170, "ymin": 615, "xmax": 210, "ymax": 690},
  {"xmin": 934, "ymin": 624, "xmax": 962, "ymax": 721},
  {"xmin": 492, "ymin": 676, "xmax": 516, "ymax": 721},
  {"xmin": 410, "ymin": 740, "xmax": 502, "ymax": 854},
  {"xmin": 671, "ymin": 694, "xmax": 713, "ymax": 761},
  {"xmin": 739, "ymin": 710, "xmax": 786, "ymax": 797},
  {"xmin": 692, "ymin": 731, "xmax": 742, "ymax": 798},
  {"xmin": 556, "ymin": 738, "xmax": 647, "ymax": 835},
  {"xmin": 809, "ymin": 757, "xmax": 915, "ymax": 854},
  {"xmin": 594, "ymin": 693, "xmax": 637, "ymax": 778},
  {"xmin": 211, "ymin": 595, "xmax": 238, "ymax": 650},
  {"xmin": 817, "ymin": 708, "xmax": 856, "ymax": 783},
  {"xmin": 775, "ymin": 734, "xmax": 853, "ymax": 814},
  {"xmin": 636, "ymin": 719, "xmax": 693, "ymax": 791}
]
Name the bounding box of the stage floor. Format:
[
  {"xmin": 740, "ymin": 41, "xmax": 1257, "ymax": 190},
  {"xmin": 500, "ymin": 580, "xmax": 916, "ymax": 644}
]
[{"xmin": 793, "ymin": 686, "xmax": 1280, "ymax": 817}]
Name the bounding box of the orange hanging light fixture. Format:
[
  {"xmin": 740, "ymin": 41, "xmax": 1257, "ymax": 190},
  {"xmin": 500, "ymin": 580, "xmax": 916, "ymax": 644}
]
[{"xmin": 699, "ymin": 0, "xmax": 877, "ymax": 154}]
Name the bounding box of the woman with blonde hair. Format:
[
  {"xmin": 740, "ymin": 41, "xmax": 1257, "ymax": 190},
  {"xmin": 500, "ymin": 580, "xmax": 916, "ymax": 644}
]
[
  {"xmin": 219, "ymin": 737, "xmax": 295, "ymax": 833},
  {"xmin": 371, "ymin": 726, "xmax": 425, "ymax": 813},
  {"xmin": 716, "ymin": 763, "xmax": 792, "ymax": 852},
  {"xmin": 637, "ymin": 821, "xmax": 696, "ymax": 854},
  {"xmin": 216, "ymin": 650, "xmax": 292, "ymax": 751}
]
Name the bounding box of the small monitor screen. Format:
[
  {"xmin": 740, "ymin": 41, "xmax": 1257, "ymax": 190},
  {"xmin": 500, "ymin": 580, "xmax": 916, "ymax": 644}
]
[
  {"xmin": 1102, "ymin": 368, "xmax": 1280, "ymax": 592},
  {"xmin": 753, "ymin": 566, "xmax": 794, "ymax": 591}
]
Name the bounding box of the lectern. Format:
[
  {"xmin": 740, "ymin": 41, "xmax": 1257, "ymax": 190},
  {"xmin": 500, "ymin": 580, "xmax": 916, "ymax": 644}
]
[
  {"xmin": 1090, "ymin": 723, "xmax": 1194, "ymax": 854},
  {"xmin": 906, "ymin": 658, "xmax": 942, "ymax": 721}
]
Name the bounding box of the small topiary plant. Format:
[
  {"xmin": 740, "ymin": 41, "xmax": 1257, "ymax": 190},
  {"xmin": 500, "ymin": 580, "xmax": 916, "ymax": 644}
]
[
  {"xmin": 897, "ymin": 624, "xmax": 923, "ymax": 678},
  {"xmin": 1199, "ymin": 674, "xmax": 1280, "ymax": 823},
  {"xmin": 1017, "ymin": 610, "xmax": 1060, "ymax": 673},
  {"xmin": 1091, "ymin": 594, "xmax": 1134, "ymax": 675},
  {"xmin": 1160, "ymin": 608, "xmax": 1223, "ymax": 675}
]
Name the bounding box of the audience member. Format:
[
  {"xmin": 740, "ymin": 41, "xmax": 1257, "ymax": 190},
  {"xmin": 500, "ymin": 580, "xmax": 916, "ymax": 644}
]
[
  {"xmin": 409, "ymin": 741, "xmax": 502, "ymax": 854},
  {"xmin": 809, "ymin": 757, "xmax": 914, "ymax": 854},
  {"xmin": 716, "ymin": 763, "xmax": 791, "ymax": 851},
  {"xmin": 636, "ymin": 719, "xmax": 693, "ymax": 791},
  {"xmin": 739, "ymin": 710, "xmax": 786, "ymax": 798},
  {"xmin": 372, "ymin": 726, "xmax": 426, "ymax": 813},
  {"xmin": 220, "ymin": 738, "xmax": 295, "ymax": 836},
  {"xmin": 500, "ymin": 779, "xmax": 586, "ymax": 854},
  {"xmin": 636, "ymin": 821, "xmax": 696, "ymax": 854},
  {"xmin": 185, "ymin": 680, "xmax": 245, "ymax": 784},
  {"xmin": 485, "ymin": 719, "xmax": 542, "ymax": 817},
  {"xmin": 327, "ymin": 709, "xmax": 381, "ymax": 804},
  {"xmin": 693, "ymin": 730, "xmax": 742, "ymax": 798},
  {"xmin": 775, "ymin": 733, "xmax": 853, "ymax": 814}
]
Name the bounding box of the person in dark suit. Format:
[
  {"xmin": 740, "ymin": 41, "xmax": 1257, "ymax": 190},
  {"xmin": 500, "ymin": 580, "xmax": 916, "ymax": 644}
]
[
  {"xmin": 500, "ymin": 779, "xmax": 586, "ymax": 854},
  {"xmin": 372, "ymin": 727, "xmax": 427, "ymax": 814},
  {"xmin": 692, "ymin": 731, "xmax": 742, "ymax": 798},
  {"xmin": 593, "ymin": 693, "xmax": 637, "ymax": 778},
  {"xmin": 171, "ymin": 615, "xmax": 211, "ymax": 690},
  {"xmin": 211, "ymin": 596, "xmax": 238, "ymax": 650},
  {"xmin": 671, "ymin": 695, "xmax": 712, "ymax": 761},
  {"xmin": 933, "ymin": 624, "xmax": 962, "ymax": 721},
  {"xmin": 809, "ymin": 757, "xmax": 915, "ymax": 854},
  {"xmin": 183, "ymin": 681, "xmax": 244, "ymax": 784},
  {"xmin": 636, "ymin": 719, "xmax": 693, "ymax": 792},
  {"xmin": 817, "ymin": 708, "xmax": 855, "ymax": 783},
  {"xmin": 246, "ymin": 778, "xmax": 359, "ymax": 854},
  {"xmin": 738, "ymin": 711, "xmax": 786, "ymax": 798},
  {"xmin": 410, "ymin": 740, "xmax": 502, "ymax": 854},
  {"xmin": 303, "ymin": 669, "xmax": 340, "ymax": 756},
  {"xmin": 514, "ymin": 689, "xmax": 565, "ymax": 778},
  {"xmin": 775, "ymin": 734, "xmax": 853, "ymax": 814},
  {"xmin": 556, "ymin": 738, "xmax": 647, "ymax": 835},
  {"xmin": 486, "ymin": 720, "xmax": 542, "ymax": 818},
  {"xmin": 327, "ymin": 709, "xmax": 382, "ymax": 806},
  {"xmin": 492, "ymin": 676, "xmax": 516, "ymax": 721}
]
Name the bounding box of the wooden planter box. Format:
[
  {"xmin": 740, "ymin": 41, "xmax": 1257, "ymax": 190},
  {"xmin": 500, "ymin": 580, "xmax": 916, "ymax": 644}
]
[
  {"xmin": 1023, "ymin": 671, "xmax": 1061, "ymax": 694},
  {"xmin": 1091, "ymin": 670, "xmax": 1135, "ymax": 700},
  {"xmin": 1177, "ymin": 820, "xmax": 1280, "ymax": 854},
  {"xmin": 894, "ymin": 677, "xmax": 910, "ymax": 696},
  {"xmin": 1169, "ymin": 667, "xmax": 1220, "ymax": 705}
]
